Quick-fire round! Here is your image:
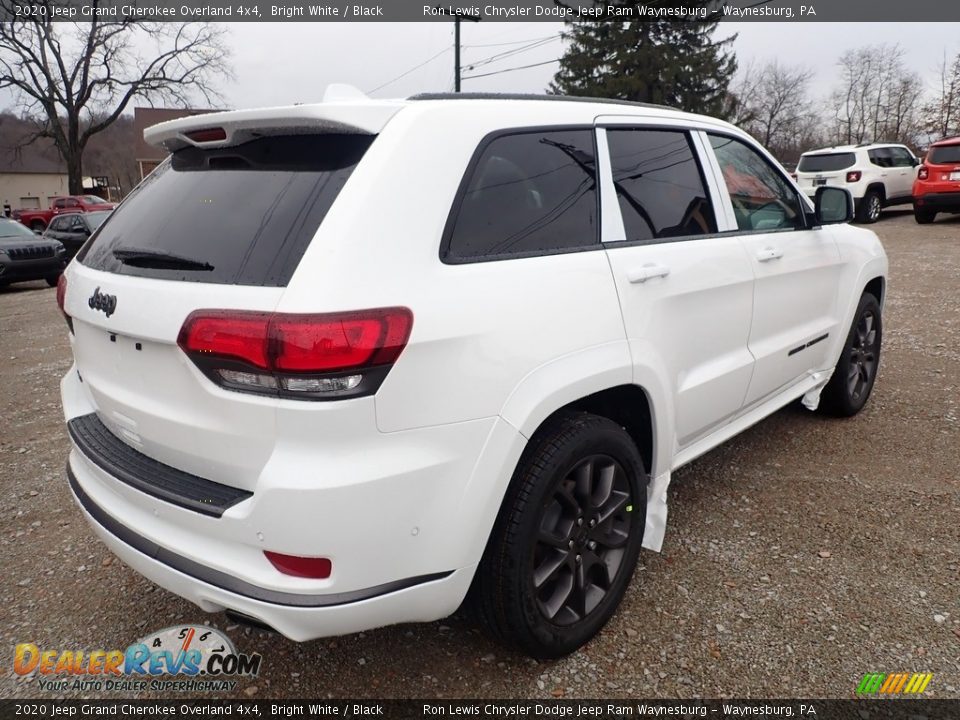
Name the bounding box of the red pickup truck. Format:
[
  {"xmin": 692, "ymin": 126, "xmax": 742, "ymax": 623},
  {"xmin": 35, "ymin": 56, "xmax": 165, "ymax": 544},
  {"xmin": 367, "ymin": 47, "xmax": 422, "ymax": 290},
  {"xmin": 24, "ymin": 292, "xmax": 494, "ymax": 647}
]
[{"xmin": 18, "ymin": 195, "xmax": 116, "ymax": 233}]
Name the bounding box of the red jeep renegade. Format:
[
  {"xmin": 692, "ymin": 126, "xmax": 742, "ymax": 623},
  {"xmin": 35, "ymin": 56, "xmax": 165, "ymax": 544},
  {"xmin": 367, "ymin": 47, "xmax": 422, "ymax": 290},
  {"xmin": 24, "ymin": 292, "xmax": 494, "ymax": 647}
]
[{"xmin": 913, "ymin": 137, "xmax": 960, "ymax": 224}]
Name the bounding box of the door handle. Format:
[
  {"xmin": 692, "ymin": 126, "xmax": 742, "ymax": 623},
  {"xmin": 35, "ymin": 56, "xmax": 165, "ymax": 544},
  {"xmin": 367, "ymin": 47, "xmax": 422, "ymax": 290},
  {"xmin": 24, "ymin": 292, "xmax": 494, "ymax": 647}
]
[
  {"xmin": 756, "ymin": 247, "xmax": 783, "ymax": 262},
  {"xmin": 627, "ymin": 263, "xmax": 671, "ymax": 283}
]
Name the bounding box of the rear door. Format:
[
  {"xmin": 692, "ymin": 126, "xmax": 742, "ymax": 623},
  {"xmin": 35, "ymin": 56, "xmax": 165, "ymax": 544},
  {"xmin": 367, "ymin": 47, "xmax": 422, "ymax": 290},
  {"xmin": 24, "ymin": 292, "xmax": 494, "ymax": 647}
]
[
  {"xmin": 598, "ymin": 120, "xmax": 756, "ymax": 449},
  {"xmin": 64, "ymin": 130, "xmax": 377, "ymax": 492},
  {"xmin": 705, "ymin": 133, "xmax": 844, "ymax": 407},
  {"xmin": 888, "ymin": 146, "xmax": 918, "ymax": 198}
]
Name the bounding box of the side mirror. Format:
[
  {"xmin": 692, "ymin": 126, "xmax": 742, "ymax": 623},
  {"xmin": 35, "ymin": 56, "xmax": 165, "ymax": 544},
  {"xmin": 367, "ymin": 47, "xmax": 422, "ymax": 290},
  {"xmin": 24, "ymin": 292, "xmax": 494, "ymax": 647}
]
[
  {"xmin": 814, "ymin": 186, "xmax": 853, "ymax": 225},
  {"xmin": 911, "ymin": 156, "xmax": 920, "ymax": 167}
]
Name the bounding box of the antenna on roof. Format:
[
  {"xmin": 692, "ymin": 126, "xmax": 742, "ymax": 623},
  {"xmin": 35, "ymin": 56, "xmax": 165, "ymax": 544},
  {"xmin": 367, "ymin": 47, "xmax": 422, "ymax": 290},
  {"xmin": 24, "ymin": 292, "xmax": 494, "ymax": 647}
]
[{"xmin": 322, "ymin": 84, "xmax": 369, "ymax": 102}]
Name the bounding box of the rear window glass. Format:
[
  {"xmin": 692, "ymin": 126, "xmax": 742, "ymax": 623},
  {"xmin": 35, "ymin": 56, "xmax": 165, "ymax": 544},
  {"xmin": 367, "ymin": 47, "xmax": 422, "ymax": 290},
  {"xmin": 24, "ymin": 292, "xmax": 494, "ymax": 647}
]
[
  {"xmin": 79, "ymin": 134, "xmax": 373, "ymax": 286},
  {"xmin": 797, "ymin": 153, "xmax": 856, "ymax": 172},
  {"xmin": 929, "ymin": 145, "xmax": 960, "ymax": 164},
  {"xmin": 444, "ymin": 129, "xmax": 598, "ymax": 261}
]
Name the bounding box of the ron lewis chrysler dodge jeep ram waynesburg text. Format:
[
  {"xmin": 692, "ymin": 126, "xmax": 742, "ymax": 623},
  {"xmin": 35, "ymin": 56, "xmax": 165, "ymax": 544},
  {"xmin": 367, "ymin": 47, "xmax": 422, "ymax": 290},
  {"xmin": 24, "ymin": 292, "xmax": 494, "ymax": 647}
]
[{"xmin": 59, "ymin": 90, "xmax": 887, "ymax": 659}]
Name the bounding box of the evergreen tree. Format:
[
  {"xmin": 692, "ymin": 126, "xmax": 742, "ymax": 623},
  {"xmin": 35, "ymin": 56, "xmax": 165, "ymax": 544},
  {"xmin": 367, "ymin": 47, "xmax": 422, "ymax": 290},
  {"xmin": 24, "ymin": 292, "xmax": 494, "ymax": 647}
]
[{"xmin": 551, "ymin": 2, "xmax": 738, "ymax": 119}]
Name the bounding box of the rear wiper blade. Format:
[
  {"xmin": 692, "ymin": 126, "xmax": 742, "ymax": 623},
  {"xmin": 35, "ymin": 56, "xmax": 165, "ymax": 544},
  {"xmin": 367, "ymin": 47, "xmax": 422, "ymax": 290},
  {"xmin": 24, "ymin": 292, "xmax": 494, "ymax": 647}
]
[{"xmin": 112, "ymin": 247, "xmax": 214, "ymax": 271}]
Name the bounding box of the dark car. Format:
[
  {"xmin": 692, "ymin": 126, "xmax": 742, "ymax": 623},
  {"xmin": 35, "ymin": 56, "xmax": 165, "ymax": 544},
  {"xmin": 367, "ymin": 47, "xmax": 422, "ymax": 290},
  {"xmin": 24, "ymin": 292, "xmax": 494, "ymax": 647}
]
[
  {"xmin": 43, "ymin": 211, "xmax": 111, "ymax": 258},
  {"xmin": 0, "ymin": 218, "xmax": 67, "ymax": 288}
]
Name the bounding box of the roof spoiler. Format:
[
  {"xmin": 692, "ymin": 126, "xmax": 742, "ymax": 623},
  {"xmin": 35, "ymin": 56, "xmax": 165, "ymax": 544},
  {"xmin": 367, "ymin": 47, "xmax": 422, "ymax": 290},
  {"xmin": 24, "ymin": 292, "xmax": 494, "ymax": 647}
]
[{"xmin": 144, "ymin": 86, "xmax": 403, "ymax": 152}]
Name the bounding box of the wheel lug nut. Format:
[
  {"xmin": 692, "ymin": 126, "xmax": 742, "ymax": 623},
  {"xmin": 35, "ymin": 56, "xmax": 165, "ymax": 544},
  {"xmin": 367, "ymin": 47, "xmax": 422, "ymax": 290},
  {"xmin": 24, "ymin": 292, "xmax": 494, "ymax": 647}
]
[
  {"xmin": 568, "ymin": 540, "xmax": 575, "ymax": 549},
  {"xmin": 588, "ymin": 541, "xmax": 597, "ymax": 550},
  {"xmin": 589, "ymin": 519, "xmax": 596, "ymax": 527},
  {"xmin": 576, "ymin": 518, "xmax": 583, "ymax": 526},
  {"xmin": 575, "ymin": 555, "xmax": 582, "ymax": 563}
]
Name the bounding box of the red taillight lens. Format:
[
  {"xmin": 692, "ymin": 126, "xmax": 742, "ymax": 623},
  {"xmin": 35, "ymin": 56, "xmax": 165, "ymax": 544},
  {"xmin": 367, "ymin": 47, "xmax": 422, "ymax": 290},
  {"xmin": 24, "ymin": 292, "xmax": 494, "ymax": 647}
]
[
  {"xmin": 264, "ymin": 551, "xmax": 332, "ymax": 579},
  {"xmin": 177, "ymin": 308, "xmax": 413, "ymax": 400},
  {"xmin": 178, "ymin": 312, "xmax": 271, "ymax": 369},
  {"xmin": 184, "ymin": 127, "xmax": 227, "ymax": 143},
  {"xmin": 918, "ymin": 166, "xmax": 929, "ymax": 180},
  {"xmin": 846, "ymin": 171, "xmax": 862, "ymax": 183},
  {"xmin": 790, "ymin": 172, "xmax": 798, "ymax": 181}
]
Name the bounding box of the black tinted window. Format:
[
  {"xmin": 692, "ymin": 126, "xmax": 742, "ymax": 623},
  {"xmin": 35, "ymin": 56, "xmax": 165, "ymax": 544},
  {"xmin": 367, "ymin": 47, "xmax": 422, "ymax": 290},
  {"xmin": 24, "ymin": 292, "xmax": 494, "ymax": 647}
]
[
  {"xmin": 607, "ymin": 129, "xmax": 716, "ymax": 243},
  {"xmin": 445, "ymin": 129, "xmax": 597, "ymax": 260},
  {"xmin": 930, "ymin": 145, "xmax": 960, "ymax": 164},
  {"xmin": 710, "ymin": 134, "xmax": 804, "ymax": 232},
  {"xmin": 79, "ymin": 134, "xmax": 373, "ymax": 286},
  {"xmin": 868, "ymin": 148, "xmax": 894, "ymax": 168},
  {"xmin": 798, "ymin": 153, "xmax": 856, "ymax": 172}
]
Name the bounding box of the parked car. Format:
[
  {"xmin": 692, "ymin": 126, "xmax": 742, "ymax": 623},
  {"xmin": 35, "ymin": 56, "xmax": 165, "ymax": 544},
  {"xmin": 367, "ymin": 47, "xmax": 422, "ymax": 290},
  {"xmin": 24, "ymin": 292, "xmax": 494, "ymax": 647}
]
[
  {"xmin": 43, "ymin": 210, "xmax": 111, "ymax": 258},
  {"xmin": 795, "ymin": 142, "xmax": 919, "ymax": 224},
  {"xmin": 0, "ymin": 217, "xmax": 66, "ymax": 288},
  {"xmin": 912, "ymin": 136, "xmax": 960, "ymax": 224},
  {"xmin": 18, "ymin": 195, "xmax": 115, "ymax": 233},
  {"xmin": 58, "ymin": 92, "xmax": 887, "ymax": 659}
]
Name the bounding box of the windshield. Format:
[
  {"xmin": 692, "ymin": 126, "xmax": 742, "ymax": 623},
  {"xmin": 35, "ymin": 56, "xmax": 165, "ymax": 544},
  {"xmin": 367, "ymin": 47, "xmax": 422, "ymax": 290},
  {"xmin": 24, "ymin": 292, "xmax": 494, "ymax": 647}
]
[
  {"xmin": 929, "ymin": 145, "xmax": 960, "ymax": 164},
  {"xmin": 0, "ymin": 220, "xmax": 38, "ymax": 239},
  {"xmin": 797, "ymin": 153, "xmax": 856, "ymax": 173}
]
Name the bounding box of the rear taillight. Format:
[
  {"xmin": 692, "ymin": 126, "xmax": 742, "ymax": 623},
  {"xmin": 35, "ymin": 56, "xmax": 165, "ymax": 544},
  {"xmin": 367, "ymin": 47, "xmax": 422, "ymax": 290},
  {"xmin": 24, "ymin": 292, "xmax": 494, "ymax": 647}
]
[
  {"xmin": 177, "ymin": 307, "xmax": 413, "ymax": 400},
  {"xmin": 917, "ymin": 166, "xmax": 929, "ymax": 180},
  {"xmin": 790, "ymin": 172, "xmax": 798, "ymax": 181},
  {"xmin": 846, "ymin": 171, "xmax": 862, "ymax": 183},
  {"xmin": 56, "ymin": 274, "xmax": 73, "ymax": 333},
  {"xmin": 264, "ymin": 551, "xmax": 332, "ymax": 579}
]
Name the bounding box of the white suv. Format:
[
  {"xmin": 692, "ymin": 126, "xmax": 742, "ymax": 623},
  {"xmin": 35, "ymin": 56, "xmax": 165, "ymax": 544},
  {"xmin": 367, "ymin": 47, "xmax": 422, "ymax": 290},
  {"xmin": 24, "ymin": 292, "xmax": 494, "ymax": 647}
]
[
  {"xmin": 795, "ymin": 142, "xmax": 919, "ymax": 224},
  {"xmin": 59, "ymin": 92, "xmax": 887, "ymax": 659}
]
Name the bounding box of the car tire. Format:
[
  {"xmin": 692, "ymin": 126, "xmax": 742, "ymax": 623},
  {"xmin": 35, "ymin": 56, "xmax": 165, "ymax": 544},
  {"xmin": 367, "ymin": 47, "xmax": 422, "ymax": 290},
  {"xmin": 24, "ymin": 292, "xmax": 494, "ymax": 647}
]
[
  {"xmin": 819, "ymin": 293, "xmax": 882, "ymax": 417},
  {"xmin": 45, "ymin": 275, "xmax": 61, "ymax": 287},
  {"xmin": 914, "ymin": 208, "xmax": 936, "ymax": 224},
  {"xmin": 855, "ymin": 191, "xmax": 883, "ymax": 224},
  {"xmin": 30, "ymin": 221, "xmax": 46, "ymax": 233},
  {"xmin": 470, "ymin": 411, "xmax": 648, "ymax": 659}
]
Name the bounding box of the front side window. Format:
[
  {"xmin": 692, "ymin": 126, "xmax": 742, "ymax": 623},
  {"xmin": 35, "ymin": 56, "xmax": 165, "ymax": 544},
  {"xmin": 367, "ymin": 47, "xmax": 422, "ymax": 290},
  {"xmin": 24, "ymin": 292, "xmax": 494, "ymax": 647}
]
[
  {"xmin": 889, "ymin": 147, "xmax": 915, "ymax": 167},
  {"xmin": 709, "ymin": 134, "xmax": 804, "ymax": 232},
  {"xmin": 607, "ymin": 129, "xmax": 716, "ymax": 243},
  {"xmin": 444, "ymin": 129, "xmax": 598, "ymax": 261}
]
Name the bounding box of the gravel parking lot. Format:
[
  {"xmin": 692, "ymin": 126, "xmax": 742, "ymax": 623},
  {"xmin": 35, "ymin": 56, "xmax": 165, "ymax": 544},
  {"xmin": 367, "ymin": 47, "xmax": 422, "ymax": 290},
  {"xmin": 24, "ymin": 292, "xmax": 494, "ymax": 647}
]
[{"xmin": 1, "ymin": 210, "xmax": 958, "ymax": 700}]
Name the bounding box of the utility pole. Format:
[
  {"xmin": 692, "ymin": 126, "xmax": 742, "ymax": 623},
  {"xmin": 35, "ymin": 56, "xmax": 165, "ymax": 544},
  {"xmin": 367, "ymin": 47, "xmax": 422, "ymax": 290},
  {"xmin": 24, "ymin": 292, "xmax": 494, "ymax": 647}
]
[{"xmin": 439, "ymin": 9, "xmax": 480, "ymax": 92}]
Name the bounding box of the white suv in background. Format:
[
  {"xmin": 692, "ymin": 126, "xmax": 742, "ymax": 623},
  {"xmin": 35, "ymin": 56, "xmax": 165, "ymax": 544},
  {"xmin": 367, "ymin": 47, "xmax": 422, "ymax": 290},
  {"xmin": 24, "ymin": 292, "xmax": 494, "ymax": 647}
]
[
  {"xmin": 795, "ymin": 142, "xmax": 919, "ymax": 223},
  {"xmin": 59, "ymin": 92, "xmax": 887, "ymax": 659}
]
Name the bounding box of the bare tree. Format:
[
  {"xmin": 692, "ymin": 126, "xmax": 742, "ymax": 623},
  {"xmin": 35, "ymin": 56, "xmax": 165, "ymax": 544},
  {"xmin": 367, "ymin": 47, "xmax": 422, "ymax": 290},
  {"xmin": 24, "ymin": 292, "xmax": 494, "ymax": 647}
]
[
  {"xmin": 0, "ymin": 5, "xmax": 231, "ymax": 193},
  {"xmin": 829, "ymin": 44, "xmax": 925, "ymax": 147},
  {"xmin": 733, "ymin": 59, "xmax": 820, "ymax": 162},
  {"xmin": 924, "ymin": 50, "xmax": 960, "ymax": 139}
]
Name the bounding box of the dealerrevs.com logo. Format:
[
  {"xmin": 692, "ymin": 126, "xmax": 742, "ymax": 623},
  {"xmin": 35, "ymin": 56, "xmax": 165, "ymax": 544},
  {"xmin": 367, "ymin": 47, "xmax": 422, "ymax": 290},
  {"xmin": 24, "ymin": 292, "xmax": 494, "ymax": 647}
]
[{"xmin": 14, "ymin": 624, "xmax": 262, "ymax": 693}]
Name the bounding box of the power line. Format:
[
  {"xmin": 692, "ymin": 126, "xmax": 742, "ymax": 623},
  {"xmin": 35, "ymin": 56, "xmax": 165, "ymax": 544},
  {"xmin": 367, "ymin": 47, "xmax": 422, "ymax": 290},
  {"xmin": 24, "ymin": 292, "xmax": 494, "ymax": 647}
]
[
  {"xmin": 461, "ymin": 58, "xmax": 561, "ymax": 81},
  {"xmin": 464, "ymin": 36, "xmax": 560, "ymax": 71},
  {"xmin": 464, "ymin": 35, "xmax": 557, "ymax": 49},
  {"xmin": 367, "ymin": 47, "xmax": 451, "ymax": 94}
]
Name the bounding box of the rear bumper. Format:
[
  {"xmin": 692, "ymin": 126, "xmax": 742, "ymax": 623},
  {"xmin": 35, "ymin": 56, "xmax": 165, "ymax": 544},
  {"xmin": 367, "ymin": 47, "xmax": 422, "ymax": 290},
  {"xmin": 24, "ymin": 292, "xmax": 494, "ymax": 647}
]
[
  {"xmin": 60, "ymin": 365, "xmax": 515, "ymax": 640},
  {"xmin": 914, "ymin": 191, "xmax": 960, "ymax": 211},
  {"xmin": 66, "ymin": 463, "xmax": 472, "ymax": 639}
]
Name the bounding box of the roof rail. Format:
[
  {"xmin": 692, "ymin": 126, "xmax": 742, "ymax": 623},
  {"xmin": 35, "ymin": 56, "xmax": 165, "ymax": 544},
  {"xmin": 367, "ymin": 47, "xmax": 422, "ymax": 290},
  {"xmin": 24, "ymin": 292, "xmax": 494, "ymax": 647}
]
[{"xmin": 408, "ymin": 92, "xmax": 673, "ymax": 111}]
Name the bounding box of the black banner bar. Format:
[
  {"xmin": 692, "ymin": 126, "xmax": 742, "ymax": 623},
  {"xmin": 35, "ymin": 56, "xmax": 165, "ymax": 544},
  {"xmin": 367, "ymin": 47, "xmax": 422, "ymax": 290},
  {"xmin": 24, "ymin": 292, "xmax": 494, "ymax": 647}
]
[
  {"xmin": 2, "ymin": 0, "xmax": 960, "ymax": 22},
  {"xmin": 1, "ymin": 700, "xmax": 959, "ymax": 720}
]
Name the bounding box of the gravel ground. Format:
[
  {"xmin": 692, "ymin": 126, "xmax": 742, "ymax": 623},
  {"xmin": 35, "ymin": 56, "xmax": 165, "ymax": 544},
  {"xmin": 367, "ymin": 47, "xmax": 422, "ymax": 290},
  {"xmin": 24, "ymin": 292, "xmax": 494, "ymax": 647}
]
[{"xmin": 1, "ymin": 209, "xmax": 958, "ymax": 700}]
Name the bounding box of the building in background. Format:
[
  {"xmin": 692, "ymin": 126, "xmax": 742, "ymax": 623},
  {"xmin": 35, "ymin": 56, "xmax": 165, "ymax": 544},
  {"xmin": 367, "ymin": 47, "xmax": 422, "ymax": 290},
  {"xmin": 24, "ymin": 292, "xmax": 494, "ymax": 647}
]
[
  {"xmin": 133, "ymin": 107, "xmax": 215, "ymax": 179},
  {"xmin": 0, "ymin": 144, "xmax": 68, "ymax": 212}
]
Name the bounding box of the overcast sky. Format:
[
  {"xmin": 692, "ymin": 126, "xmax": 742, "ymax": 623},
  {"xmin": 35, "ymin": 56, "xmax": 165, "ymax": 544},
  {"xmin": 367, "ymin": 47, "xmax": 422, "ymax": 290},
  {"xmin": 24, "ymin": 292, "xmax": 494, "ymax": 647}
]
[{"xmin": 221, "ymin": 22, "xmax": 959, "ymax": 107}]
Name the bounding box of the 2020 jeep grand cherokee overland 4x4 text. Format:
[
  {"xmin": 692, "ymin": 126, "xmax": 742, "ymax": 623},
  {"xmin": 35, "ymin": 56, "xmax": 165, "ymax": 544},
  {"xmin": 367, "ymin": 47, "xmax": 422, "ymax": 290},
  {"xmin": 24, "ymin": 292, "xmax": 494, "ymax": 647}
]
[{"xmin": 59, "ymin": 92, "xmax": 887, "ymax": 659}]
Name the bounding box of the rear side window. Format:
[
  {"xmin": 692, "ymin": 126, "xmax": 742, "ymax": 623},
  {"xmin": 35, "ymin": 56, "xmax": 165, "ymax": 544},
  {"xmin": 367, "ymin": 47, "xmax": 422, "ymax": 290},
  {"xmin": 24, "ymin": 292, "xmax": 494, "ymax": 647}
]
[
  {"xmin": 79, "ymin": 134, "xmax": 373, "ymax": 286},
  {"xmin": 607, "ymin": 129, "xmax": 716, "ymax": 243},
  {"xmin": 443, "ymin": 129, "xmax": 598, "ymax": 261},
  {"xmin": 709, "ymin": 134, "xmax": 804, "ymax": 232},
  {"xmin": 930, "ymin": 145, "xmax": 960, "ymax": 164},
  {"xmin": 797, "ymin": 153, "xmax": 856, "ymax": 172}
]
